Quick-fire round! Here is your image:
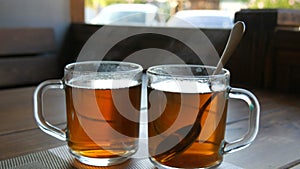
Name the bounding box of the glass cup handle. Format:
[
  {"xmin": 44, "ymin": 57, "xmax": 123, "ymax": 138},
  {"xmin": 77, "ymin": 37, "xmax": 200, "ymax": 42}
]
[
  {"xmin": 33, "ymin": 79, "xmax": 66, "ymax": 141},
  {"xmin": 223, "ymin": 87, "xmax": 260, "ymax": 154}
]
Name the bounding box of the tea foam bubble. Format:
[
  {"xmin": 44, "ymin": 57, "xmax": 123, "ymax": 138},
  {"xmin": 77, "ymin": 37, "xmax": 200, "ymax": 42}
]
[
  {"xmin": 67, "ymin": 77, "xmax": 140, "ymax": 89},
  {"xmin": 149, "ymin": 80, "xmax": 215, "ymax": 94}
]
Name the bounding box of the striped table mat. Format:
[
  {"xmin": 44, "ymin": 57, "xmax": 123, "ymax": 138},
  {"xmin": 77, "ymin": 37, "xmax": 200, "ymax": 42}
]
[{"xmin": 0, "ymin": 145, "xmax": 243, "ymax": 169}]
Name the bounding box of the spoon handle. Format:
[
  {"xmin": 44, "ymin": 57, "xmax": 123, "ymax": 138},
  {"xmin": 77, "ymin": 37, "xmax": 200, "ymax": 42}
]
[{"xmin": 213, "ymin": 21, "xmax": 245, "ymax": 75}]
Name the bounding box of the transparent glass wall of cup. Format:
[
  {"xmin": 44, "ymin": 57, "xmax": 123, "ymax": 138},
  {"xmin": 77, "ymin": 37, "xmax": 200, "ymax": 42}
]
[
  {"xmin": 147, "ymin": 65, "xmax": 260, "ymax": 169},
  {"xmin": 34, "ymin": 61, "xmax": 143, "ymax": 166}
]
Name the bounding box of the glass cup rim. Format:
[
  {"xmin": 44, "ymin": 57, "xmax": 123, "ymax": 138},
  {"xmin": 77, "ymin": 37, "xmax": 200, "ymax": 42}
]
[
  {"xmin": 64, "ymin": 61, "xmax": 143, "ymax": 74},
  {"xmin": 146, "ymin": 64, "xmax": 229, "ymax": 79}
]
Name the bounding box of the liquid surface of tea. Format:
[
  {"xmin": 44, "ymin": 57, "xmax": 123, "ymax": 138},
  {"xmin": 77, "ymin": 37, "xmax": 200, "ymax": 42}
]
[
  {"xmin": 65, "ymin": 78, "xmax": 141, "ymax": 159},
  {"xmin": 148, "ymin": 80, "xmax": 228, "ymax": 168}
]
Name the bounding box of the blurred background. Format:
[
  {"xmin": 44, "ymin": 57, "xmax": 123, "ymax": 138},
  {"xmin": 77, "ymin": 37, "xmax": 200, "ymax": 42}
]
[
  {"xmin": 85, "ymin": 0, "xmax": 300, "ymax": 24},
  {"xmin": 0, "ymin": 0, "xmax": 300, "ymax": 92}
]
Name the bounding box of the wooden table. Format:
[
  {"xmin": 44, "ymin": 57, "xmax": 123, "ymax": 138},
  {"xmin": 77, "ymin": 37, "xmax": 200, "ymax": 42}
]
[{"xmin": 1, "ymin": 86, "xmax": 300, "ymax": 168}]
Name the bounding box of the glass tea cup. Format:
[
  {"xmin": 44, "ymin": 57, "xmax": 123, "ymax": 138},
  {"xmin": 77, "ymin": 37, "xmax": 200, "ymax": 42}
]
[
  {"xmin": 147, "ymin": 64, "xmax": 260, "ymax": 169},
  {"xmin": 34, "ymin": 61, "xmax": 143, "ymax": 166}
]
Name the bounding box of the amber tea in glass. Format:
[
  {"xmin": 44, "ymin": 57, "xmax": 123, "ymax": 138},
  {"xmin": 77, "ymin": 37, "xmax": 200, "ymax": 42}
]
[
  {"xmin": 147, "ymin": 65, "xmax": 260, "ymax": 169},
  {"xmin": 34, "ymin": 61, "xmax": 143, "ymax": 166}
]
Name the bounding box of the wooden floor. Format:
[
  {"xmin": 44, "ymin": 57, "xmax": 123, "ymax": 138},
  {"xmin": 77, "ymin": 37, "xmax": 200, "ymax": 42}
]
[{"xmin": 0, "ymin": 86, "xmax": 300, "ymax": 168}]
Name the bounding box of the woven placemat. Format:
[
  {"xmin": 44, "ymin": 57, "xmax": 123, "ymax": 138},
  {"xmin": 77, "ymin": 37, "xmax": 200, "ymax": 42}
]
[{"xmin": 0, "ymin": 145, "xmax": 243, "ymax": 169}]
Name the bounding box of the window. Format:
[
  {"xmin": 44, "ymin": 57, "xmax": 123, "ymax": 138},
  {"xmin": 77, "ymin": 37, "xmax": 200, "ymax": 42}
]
[{"xmin": 82, "ymin": 0, "xmax": 300, "ymax": 27}]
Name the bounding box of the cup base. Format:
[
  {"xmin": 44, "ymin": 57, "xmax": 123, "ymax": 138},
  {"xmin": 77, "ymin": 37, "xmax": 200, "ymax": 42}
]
[
  {"xmin": 70, "ymin": 150, "xmax": 130, "ymax": 166},
  {"xmin": 149, "ymin": 157, "xmax": 222, "ymax": 169}
]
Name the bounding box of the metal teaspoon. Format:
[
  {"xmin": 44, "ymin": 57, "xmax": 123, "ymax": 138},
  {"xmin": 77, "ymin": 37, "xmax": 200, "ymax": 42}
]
[{"xmin": 154, "ymin": 21, "xmax": 246, "ymax": 162}]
